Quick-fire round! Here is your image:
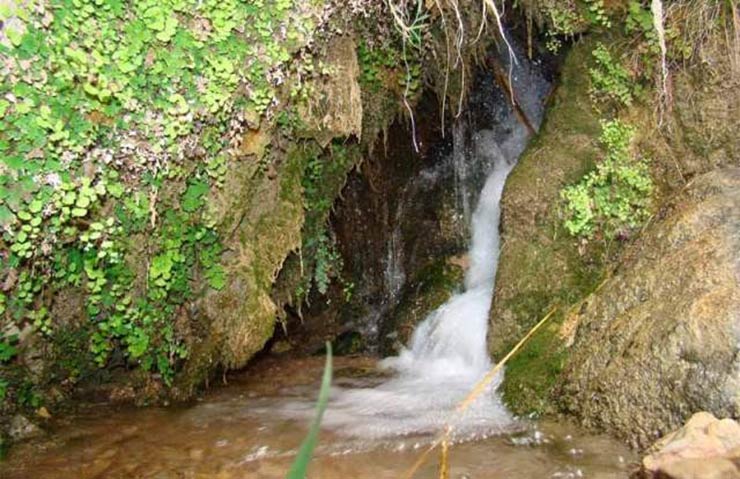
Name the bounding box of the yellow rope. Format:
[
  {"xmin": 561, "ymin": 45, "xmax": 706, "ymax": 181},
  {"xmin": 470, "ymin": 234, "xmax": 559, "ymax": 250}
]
[{"xmin": 402, "ymin": 306, "xmax": 559, "ymax": 479}]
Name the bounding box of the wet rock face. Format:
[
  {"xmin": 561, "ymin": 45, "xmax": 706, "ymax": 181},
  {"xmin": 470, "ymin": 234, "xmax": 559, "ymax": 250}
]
[
  {"xmin": 558, "ymin": 168, "xmax": 740, "ymax": 449},
  {"xmin": 331, "ymin": 94, "xmax": 468, "ymax": 353}
]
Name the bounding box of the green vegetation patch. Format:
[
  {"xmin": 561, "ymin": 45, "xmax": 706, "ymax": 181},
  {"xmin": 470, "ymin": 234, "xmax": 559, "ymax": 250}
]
[
  {"xmin": 502, "ymin": 315, "xmax": 567, "ymax": 416},
  {"xmin": 561, "ymin": 119, "xmax": 653, "ymax": 239},
  {"xmin": 0, "ymin": 0, "xmax": 324, "ymax": 408},
  {"xmin": 294, "ymin": 142, "xmax": 361, "ymax": 306}
]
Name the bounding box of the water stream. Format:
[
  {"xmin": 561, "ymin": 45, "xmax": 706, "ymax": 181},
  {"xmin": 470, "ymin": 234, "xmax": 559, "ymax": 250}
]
[
  {"xmin": 307, "ymin": 131, "xmax": 517, "ymax": 441},
  {"xmin": 295, "ymin": 42, "xmax": 547, "ymax": 442},
  {"xmin": 1, "ymin": 356, "xmax": 635, "ymax": 478},
  {"xmin": 0, "ymin": 47, "xmax": 639, "ymax": 478}
]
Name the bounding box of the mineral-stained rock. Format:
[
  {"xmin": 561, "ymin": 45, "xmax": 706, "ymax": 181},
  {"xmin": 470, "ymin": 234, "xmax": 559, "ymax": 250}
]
[
  {"xmin": 296, "ymin": 35, "xmax": 363, "ymax": 146},
  {"xmin": 640, "ymin": 412, "xmax": 740, "ymax": 479},
  {"xmin": 558, "ymin": 168, "xmax": 740, "ymax": 448}
]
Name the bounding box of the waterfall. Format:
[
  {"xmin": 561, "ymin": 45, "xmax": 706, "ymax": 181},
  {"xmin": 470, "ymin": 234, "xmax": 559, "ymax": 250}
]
[
  {"xmin": 319, "ymin": 131, "xmax": 520, "ymax": 440},
  {"xmin": 390, "ymin": 141, "xmax": 514, "ymax": 378},
  {"xmin": 283, "ymin": 42, "xmax": 551, "ymax": 441}
]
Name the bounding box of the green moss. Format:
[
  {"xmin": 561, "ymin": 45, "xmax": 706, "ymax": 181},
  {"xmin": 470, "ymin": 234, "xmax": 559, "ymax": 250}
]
[
  {"xmin": 491, "ymin": 37, "xmax": 609, "ymax": 413},
  {"xmin": 0, "ymin": 0, "xmax": 335, "ymax": 409},
  {"xmin": 502, "ymin": 315, "xmax": 567, "ymax": 416},
  {"xmin": 415, "ymin": 260, "xmax": 464, "ymax": 295},
  {"xmin": 381, "ymin": 258, "xmax": 464, "ymax": 354}
]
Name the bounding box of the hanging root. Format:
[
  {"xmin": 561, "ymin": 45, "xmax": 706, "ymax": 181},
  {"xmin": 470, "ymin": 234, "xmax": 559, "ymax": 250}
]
[
  {"xmin": 478, "ymin": 0, "xmax": 518, "ymax": 69},
  {"xmin": 489, "ymin": 56, "xmax": 536, "ymax": 135},
  {"xmin": 651, "ymin": 0, "xmax": 670, "ymax": 124},
  {"xmin": 431, "ymin": 0, "xmax": 452, "ymax": 135},
  {"xmin": 729, "ymin": 0, "xmax": 739, "ymax": 73},
  {"xmin": 385, "ymin": 0, "xmax": 519, "ymax": 136}
]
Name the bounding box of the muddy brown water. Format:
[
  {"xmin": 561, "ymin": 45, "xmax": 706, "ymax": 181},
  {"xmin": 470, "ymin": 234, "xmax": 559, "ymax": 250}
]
[{"xmin": 1, "ymin": 357, "xmax": 636, "ymax": 478}]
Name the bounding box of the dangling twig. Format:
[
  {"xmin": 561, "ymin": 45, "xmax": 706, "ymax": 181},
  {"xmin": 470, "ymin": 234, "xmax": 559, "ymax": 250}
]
[{"xmin": 651, "ymin": 0, "xmax": 670, "ymax": 125}]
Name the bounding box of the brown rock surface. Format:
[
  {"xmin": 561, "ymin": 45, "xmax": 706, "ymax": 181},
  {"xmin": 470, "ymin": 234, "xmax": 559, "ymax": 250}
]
[{"xmin": 558, "ymin": 169, "xmax": 740, "ymax": 448}]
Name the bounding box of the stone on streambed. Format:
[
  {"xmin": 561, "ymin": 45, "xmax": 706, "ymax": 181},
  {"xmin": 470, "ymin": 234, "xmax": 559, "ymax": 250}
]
[
  {"xmin": 7, "ymin": 414, "xmax": 43, "ymax": 441},
  {"xmin": 558, "ymin": 168, "xmax": 740, "ymax": 448},
  {"xmin": 639, "ymin": 412, "xmax": 740, "ymax": 479}
]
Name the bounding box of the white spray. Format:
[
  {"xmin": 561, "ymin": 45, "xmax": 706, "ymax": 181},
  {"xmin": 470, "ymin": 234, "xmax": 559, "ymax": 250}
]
[
  {"xmin": 283, "ymin": 43, "xmax": 550, "ymax": 441},
  {"xmin": 318, "ymin": 130, "xmax": 522, "ymax": 440}
]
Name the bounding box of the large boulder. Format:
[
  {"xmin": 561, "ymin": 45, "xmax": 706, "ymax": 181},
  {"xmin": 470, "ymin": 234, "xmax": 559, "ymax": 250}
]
[
  {"xmin": 488, "ymin": 37, "xmax": 604, "ymax": 413},
  {"xmin": 490, "ymin": 33, "xmax": 740, "ymax": 417},
  {"xmin": 558, "ymin": 168, "xmax": 740, "ymax": 448}
]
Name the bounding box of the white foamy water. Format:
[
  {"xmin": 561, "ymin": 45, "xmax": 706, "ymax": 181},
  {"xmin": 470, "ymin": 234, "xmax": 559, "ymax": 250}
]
[
  {"xmin": 278, "ymin": 43, "xmax": 551, "ymax": 442},
  {"xmin": 316, "ymin": 132, "xmax": 520, "ymax": 440}
]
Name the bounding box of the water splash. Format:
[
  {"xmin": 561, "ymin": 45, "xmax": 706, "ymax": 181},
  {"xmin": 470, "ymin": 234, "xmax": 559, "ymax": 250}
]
[
  {"xmin": 286, "ymin": 42, "xmax": 551, "ymax": 442},
  {"xmin": 319, "ymin": 132, "xmax": 518, "ymax": 440}
]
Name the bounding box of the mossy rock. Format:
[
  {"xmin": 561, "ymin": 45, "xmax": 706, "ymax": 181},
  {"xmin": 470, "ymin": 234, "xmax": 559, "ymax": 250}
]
[
  {"xmin": 492, "ymin": 30, "xmax": 740, "ymax": 420},
  {"xmin": 500, "ymin": 311, "xmax": 567, "ymax": 416},
  {"xmin": 175, "ymin": 146, "xmax": 307, "ymax": 396},
  {"xmin": 489, "ymin": 36, "xmax": 606, "ymax": 413},
  {"xmin": 381, "ymin": 258, "xmax": 464, "ymax": 355}
]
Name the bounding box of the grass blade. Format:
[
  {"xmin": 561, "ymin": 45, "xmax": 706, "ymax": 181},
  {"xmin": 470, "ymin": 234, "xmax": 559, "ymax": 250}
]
[{"xmin": 286, "ymin": 342, "xmax": 333, "ymax": 479}]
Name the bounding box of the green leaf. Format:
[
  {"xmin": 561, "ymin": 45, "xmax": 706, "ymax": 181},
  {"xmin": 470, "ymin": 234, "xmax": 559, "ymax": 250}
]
[
  {"xmin": 4, "ymin": 156, "xmax": 24, "ymax": 170},
  {"xmin": 0, "ymin": 337, "xmax": 18, "ymax": 363},
  {"xmin": 206, "ymin": 265, "xmax": 226, "ymax": 290},
  {"xmin": 0, "ymin": 206, "xmax": 15, "ymax": 226},
  {"xmin": 108, "ymin": 182, "xmax": 124, "ymax": 199},
  {"xmin": 76, "ymin": 195, "xmax": 91, "ymax": 209},
  {"xmin": 286, "ymin": 343, "xmax": 332, "ymax": 479},
  {"xmin": 62, "ymin": 191, "xmax": 76, "ymax": 205},
  {"xmin": 6, "ymin": 26, "xmax": 24, "ymax": 47},
  {"xmin": 28, "ymin": 199, "xmax": 42, "ymax": 213},
  {"xmin": 181, "ymin": 180, "xmax": 208, "ymax": 213}
]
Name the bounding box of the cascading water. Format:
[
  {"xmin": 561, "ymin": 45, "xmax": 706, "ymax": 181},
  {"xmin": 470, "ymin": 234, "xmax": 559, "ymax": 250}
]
[
  {"xmin": 285, "ymin": 42, "xmax": 552, "ymax": 442},
  {"xmin": 318, "ymin": 132, "xmax": 518, "ymax": 440}
]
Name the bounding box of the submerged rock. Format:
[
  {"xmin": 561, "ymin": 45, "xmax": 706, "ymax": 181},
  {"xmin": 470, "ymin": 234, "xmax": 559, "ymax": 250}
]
[
  {"xmin": 639, "ymin": 412, "xmax": 740, "ymax": 479},
  {"xmin": 558, "ymin": 168, "xmax": 740, "ymax": 448},
  {"xmin": 8, "ymin": 415, "xmax": 42, "ymax": 441}
]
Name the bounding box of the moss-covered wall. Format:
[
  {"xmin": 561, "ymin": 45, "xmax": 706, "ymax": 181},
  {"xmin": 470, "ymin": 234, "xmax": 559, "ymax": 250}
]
[
  {"xmin": 492, "ymin": 3, "xmax": 740, "ymax": 417},
  {"xmin": 0, "ymin": 0, "xmax": 505, "ymax": 436},
  {"xmin": 490, "ymin": 37, "xmax": 605, "ymax": 414}
]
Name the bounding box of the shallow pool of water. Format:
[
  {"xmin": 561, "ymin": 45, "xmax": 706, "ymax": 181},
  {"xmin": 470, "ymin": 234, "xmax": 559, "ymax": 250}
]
[{"xmin": 2, "ymin": 356, "xmax": 636, "ymax": 478}]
